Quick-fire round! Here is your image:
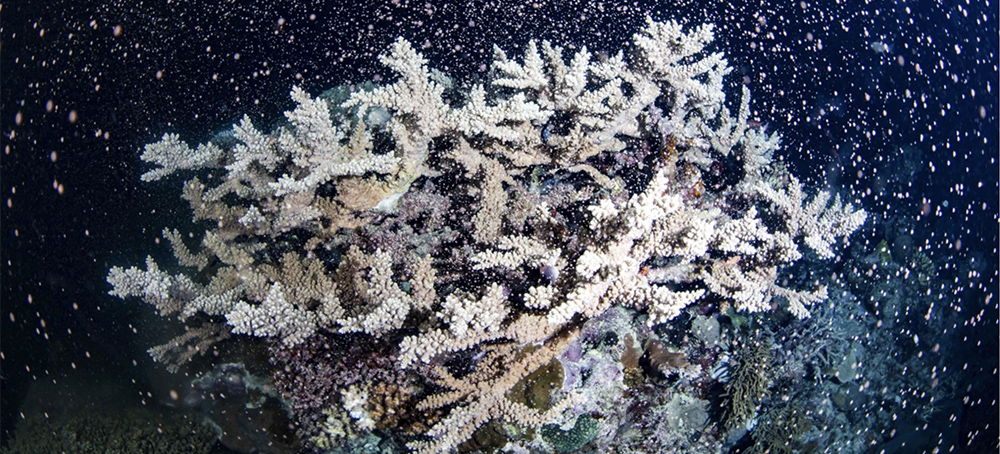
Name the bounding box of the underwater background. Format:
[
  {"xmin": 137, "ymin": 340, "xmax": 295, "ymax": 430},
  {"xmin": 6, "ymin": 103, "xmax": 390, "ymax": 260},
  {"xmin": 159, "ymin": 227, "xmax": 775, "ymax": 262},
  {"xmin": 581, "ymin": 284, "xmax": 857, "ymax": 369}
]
[{"xmin": 1, "ymin": 0, "xmax": 997, "ymax": 453}]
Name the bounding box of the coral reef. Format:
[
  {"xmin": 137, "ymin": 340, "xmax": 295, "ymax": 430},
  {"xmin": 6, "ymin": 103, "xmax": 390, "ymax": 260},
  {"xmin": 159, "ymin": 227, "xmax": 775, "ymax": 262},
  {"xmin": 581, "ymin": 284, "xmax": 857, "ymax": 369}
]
[{"xmin": 106, "ymin": 16, "xmax": 866, "ymax": 453}]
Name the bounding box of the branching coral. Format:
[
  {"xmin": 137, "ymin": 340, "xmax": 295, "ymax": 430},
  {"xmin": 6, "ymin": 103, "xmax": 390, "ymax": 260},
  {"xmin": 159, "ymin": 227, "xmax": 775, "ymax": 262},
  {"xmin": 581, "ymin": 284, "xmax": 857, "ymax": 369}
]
[{"xmin": 106, "ymin": 15, "xmax": 866, "ymax": 453}]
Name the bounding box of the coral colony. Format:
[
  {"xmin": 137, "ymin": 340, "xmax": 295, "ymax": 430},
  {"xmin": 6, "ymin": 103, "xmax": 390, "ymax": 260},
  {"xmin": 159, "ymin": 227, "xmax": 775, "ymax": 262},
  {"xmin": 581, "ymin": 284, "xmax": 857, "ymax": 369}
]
[{"xmin": 108, "ymin": 18, "xmax": 865, "ymax": 452}]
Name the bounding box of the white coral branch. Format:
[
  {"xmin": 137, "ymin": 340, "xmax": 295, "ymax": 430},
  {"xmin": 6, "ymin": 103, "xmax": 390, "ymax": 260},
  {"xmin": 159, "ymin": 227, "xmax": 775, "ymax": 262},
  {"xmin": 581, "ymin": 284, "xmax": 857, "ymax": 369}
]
[
  {"xmin": 226, "ymin": 283, "xmax": 318, "ymax": 346},
  {"xmin": 140, "ymin": 133, "xmax": 223, "ymax": 181}
]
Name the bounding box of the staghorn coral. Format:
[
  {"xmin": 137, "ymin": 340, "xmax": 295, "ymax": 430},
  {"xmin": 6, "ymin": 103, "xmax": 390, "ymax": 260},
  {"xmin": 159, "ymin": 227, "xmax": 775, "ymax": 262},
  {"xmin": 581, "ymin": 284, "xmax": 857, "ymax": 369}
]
[{"xmin": 106, "ymin": 15, "xmax": 866, "ymax": 453}]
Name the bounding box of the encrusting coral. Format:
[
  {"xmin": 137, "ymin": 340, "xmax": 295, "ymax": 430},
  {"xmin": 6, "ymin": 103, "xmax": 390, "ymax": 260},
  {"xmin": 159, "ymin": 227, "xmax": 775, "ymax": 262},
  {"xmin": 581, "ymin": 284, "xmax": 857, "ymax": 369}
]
[{"xmin": 107, "ymin": 15, "xmax": 865, "ymax": 453}]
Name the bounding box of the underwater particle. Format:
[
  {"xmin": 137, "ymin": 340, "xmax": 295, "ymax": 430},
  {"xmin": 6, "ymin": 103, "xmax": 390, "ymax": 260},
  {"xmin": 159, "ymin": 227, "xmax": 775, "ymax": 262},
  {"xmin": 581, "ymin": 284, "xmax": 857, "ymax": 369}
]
[
  {"xmin": 540, "ymin": 414, "xmax": 600, "ymax": 453},
  {"xmin": 869, "ymin": 40, "xmax": 892, "ymax": 54}
]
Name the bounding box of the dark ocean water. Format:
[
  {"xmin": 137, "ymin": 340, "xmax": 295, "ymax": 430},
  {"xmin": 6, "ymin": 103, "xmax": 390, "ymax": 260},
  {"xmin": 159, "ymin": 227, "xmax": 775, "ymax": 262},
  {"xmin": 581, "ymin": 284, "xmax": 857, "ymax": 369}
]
[{"xmin": 2, "ymin": 0, "xmax": 996, "ymax": 453}]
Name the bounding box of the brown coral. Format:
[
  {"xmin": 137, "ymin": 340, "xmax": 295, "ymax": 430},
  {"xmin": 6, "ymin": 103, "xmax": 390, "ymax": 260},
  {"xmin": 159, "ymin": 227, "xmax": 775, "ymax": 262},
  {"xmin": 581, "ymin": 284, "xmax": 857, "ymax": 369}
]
[
  {"xmin": 367, "ymin": 381, "xmax": 428, "ymax": 434},
  {"xmin": 640, "ymin": 338, "xmax": 690, "ymax": 385},
  {"xmin": 643, "ymin": 338, "xmax": 690, "ymax": 372}
]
